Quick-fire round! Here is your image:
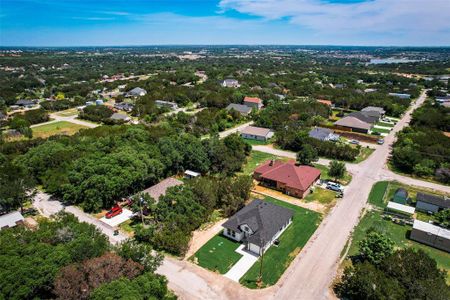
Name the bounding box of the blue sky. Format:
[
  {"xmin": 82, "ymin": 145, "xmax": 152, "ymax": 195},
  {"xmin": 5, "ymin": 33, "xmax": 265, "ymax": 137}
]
[{"xmin": 1, "ymin": 0, "xmax": 449, "ymax": 46}]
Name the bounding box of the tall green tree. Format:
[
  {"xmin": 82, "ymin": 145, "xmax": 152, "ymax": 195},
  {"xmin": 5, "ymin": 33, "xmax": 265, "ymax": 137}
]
[
  {"xmin": 358, "ymin": 231, "xmax": 394, "ymax": 265},
  {"xmin": 296, "ymin": 144, "xmax": 318, "ymax": 166},
  {"xmin": 328, "ymin": 160, "xmax": 346, "ymax": 182}
]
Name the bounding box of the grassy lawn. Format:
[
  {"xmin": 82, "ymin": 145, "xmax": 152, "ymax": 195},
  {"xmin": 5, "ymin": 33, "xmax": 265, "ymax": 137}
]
[
  {"xmin": 32, "ymin": 121, "xmax": 87, "ymax": 139},
  {"xmin": 244, "ymin": 138, "xmax": 271, "ymax": 146},
  {"xmin": 371, "ymin": 127, "xmax": 391, "ymax": 134},
  {"xmin": 313, "ymin": 163, "xmax": 352, "ymax": 185},
  {"xmin": 242, "ymin": 150, "xmax": 288, "ymax": 175},
  {"xmin": 190, "ymin": 234, "xmax": 242, "ymax": 274},
  {"xmin": 305, "ymin": 187, "xmax": 336, "ymax": 204},
  {"xmin": 348, "ymin": 210, "xmax": 450, "ymax": 283},
  {"xmin": 240, "ymin": 197, "xmax": 322, "ymax": 288},
  {"xmin": 55, "ymin": 108, "xmax": 78, "ymax": 117},
  {"xmin": 367, "ymin": 181, "xmax": 389, "ymax": 208},
  {"xmin": 353, "ymin": 147, "xmax": 375, "ymax": 164},
  {"xmin": 375, "ymin": 121, "xmax": 395, "ymax": 127}
]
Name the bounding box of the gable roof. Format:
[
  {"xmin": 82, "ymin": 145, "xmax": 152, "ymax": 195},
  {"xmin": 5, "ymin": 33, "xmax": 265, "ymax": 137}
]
[
  {"xmin": 226, "ymin": 103, "xmax": 252, "ymax": 114},
  {"xmin": 142, "ymin": 177, "xmax": 183, "ymax": 201},
  {"xmin": 413, "ymin": 220, "xmax": 450, "ymax": 240},
  {"xmin": 334, "ymin": 116, "xmax": 372, "ymax": 130},
  {"xmin": 127, "ymin": 87, "xmax": 146, "ymax": 95},
  {"xmin": 16, "ymin": 99, "xmax": 35, "ymax": 106},
  {"xmin": 394, "ymin": 188, "xmax": 408, "ymax": 199},
  {"xmin": 416, "ymin": 192, "xmax": 450, "ymax": 209},
  {"xmin": 244, "ymin": 96, "xmax": 262, "ymax": 104},
  {"xmin": 361, "ymin": 106, "xmax": 386, "ymax": 115},
  {"xmin": 222, "ymin": 199, "xmax": 294, "ymax": 247},
  {"xmin": 255, "ymin": 160, "xmax": 321, "ymax": 191},
  {"xmin": 110, "ymin": 113, "xmax": 129, "ymax": 120},
  {"xmin": 347, "ymin": 111, "xmax": 379, "ymax": 124},
  {"xmin": 240, "ymin": 126, "xmax": 272, "ymax": 137},
  {"xmin": 309, "ymin": 127, "xmax": 333, "ymax": 141}
]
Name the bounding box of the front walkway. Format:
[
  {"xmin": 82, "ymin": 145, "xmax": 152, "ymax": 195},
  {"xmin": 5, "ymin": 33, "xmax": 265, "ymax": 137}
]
[{"xmin": 224, "ymin": 245, "xmax": 259, "ymax": 282}]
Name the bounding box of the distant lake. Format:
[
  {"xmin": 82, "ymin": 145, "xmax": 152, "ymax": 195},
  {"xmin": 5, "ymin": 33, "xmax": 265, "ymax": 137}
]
[{"xmin": 369, "ymin": 58, "xmax": 421, "ymax": 64}]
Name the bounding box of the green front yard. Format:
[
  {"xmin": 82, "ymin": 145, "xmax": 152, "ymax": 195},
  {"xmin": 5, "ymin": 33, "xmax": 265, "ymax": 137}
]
[
  {"xmin": 243, "ymin": 138, "xmax": 272, "ymax": 146},
  {"xmin": 305, "ymin": 187, "xmax": 336, "ymax": 204},
  {"xmin": 371, "ymin": 127, "xmax": 391, "ymax": 134},
  {"xmin": 191, "ymin": 234, "xmax": 242, "ymax": 274},
  {"xmin": 240, "ymin": 197, "xmax": 322, "ymax": 288},
  {"xmin": 375, "ymin": 121, "xmax": 395, "ymax": 127}
]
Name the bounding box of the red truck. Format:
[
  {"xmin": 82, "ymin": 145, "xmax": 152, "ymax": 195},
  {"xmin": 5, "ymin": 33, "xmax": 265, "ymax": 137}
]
[{"xmin": 106, "ymin": 204, "xmax": 123, "ymax": 219}]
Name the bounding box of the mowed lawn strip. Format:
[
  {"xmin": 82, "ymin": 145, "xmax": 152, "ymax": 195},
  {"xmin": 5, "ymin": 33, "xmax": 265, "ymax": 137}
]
[
  {"xmin": 304, "ymin": 187, "xmax": 336, "ymax": 204},
  {"xmin": 367, "ymin": 181, "xmax": 389, "ymax": 208},
  {"xmin": 240, "ymin": 197, "xmax": 322, "ymax": 288},
  {"xmin": 32, "ymin": 121, "xmax": 87, "ymax": 139},
  {"xmin": 191, "ymin": 234, "xmax": 242, "ymax": 274},
  {"xmin": 348, "ymin": 210, "xmax": 450, "ymax": 283},
  {"xmin": 242, "ymin": 150, "xmax": 287, "ymax": 175}
]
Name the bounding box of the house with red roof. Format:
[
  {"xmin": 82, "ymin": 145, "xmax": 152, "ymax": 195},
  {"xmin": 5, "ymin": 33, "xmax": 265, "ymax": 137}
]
[
  {"xmin": 243, "ymin": 96, "xmax": 263, "ymax": 110},
  {"xmin": 254, "ymin": 160, "xmax": 321, "ymax": 199}
]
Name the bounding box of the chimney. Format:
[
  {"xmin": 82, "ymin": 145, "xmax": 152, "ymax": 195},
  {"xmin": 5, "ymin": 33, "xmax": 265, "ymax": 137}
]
[{"xmin": 269, "ymin": 159, "xmax": 274, "ymax": 166}]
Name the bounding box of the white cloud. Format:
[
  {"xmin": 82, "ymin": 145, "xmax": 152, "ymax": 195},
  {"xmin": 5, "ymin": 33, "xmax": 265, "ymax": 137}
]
[{"xmin": 219, "ymin": 0, "xmax": 450, "ymax": 41}]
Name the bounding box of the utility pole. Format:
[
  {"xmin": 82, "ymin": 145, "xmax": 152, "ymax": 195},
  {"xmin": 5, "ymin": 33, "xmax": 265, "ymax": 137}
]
[{"xmin": 257, "ymin": 238, "xmax": 265, "ymax": 286}]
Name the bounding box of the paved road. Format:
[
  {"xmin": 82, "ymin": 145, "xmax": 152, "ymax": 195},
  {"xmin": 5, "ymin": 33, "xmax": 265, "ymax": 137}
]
[
  {"xmin": 219, "ymin": 121, "xmax": 254, "ymax": 139},
  {"xmin": 32, "ymin": 191, "xmax": 127, "ymax": 245},
  {"xmin": 49, "ymin": 112, "xmax": 100, "ymax": 128}
]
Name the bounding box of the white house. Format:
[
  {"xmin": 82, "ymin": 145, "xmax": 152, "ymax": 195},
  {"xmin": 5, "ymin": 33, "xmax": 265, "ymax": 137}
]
[
  {"xmin": 240, "ymin": 126, "xmax": 274, "ymax": 141},
  {"xmin": 222, "ymin": 200, "xmax": 293, "ymax": 255}
]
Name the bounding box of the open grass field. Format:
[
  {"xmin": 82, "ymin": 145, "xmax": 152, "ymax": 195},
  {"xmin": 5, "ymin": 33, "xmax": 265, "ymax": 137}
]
[
  {"xmin": 190, "ymin": 234, "xmax": 242, "ymax": 274},
  {"xmin": 240, "ymin": 196, "xmax": 322, "ymax": 288},
  {"xmin": 305, "ymin": 187, "xmax": 336, "ymax": 204},
  {"xmin": 348, "ymin": 210, "xmax": 450, "ymax": 283},
  {"xmin": 32, "ymin": 121, "xmax": 87, "ymax": 139}
]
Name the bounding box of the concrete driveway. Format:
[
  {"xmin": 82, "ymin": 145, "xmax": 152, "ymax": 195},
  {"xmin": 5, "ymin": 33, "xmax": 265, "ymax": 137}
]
[
  {"xmin": 224, "ymin": 245, "xmax": 259, "ymax": 282},
  {"xmin": 100, "ymin": 208, "xmax": 134, "ymax": 227}
]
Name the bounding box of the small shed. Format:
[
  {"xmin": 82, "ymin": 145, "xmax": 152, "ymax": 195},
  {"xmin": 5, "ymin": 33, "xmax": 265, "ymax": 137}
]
[
  {"xmin": 184, "ymin": 170, "xmax": 200, "ymax": 179},
  {"xmin": 393, "ymin": 188, "xmax": 408, "ymax": 204},
  {"xmin": 386, "ymin": 201, "xmax": 415, "ymax": 217}
]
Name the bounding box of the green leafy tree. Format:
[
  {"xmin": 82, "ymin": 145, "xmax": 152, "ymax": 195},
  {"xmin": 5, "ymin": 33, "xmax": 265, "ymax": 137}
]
[
  {"xmin": 335, "ymin": 262, "xmax": 405, "ymax": 300},
  {"xmin": 359, "ymin": 231, "xmax": 394, "ymax": 265},
  {"xmin": 328, "ymin": 160, "xmax": 346, "ymax": 182},
  {"xmin": 0, "ymin": 158, "xmax": 36, "ymax": 213},
  {"xmin": 434, "ymin": 209, "xmax": 450, "ymax": 228},
  {"xmin": 116, "ymin": 240, "xmax": 163, "ymax": 272},
  {"xmin": 90, "ymin": 272, "xmax": 175, "ymax": 300},
  {"xmin": 296, "ymin": 144, "xmax": 318, "ymax": 166}
]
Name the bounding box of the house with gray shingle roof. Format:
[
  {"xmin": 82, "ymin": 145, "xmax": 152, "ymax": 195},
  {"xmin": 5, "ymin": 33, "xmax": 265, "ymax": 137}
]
[
  {"xmin": 142, "ymin": 177, "xmax": 183, "ymax": 201},
  {"xmin": 309, "ymin": 127, "xmax": 340, "ymax": 142},
  {"xmin": 222, "ymin": 199, "xmax": 294, "ymax": 255},
  {"xmin": 126, "ymin": 87, "xmax": 147, "ymax": 97},
  {"xmin": 226, "ymin": 103, "xmax": 252, "ymax": 116}
]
